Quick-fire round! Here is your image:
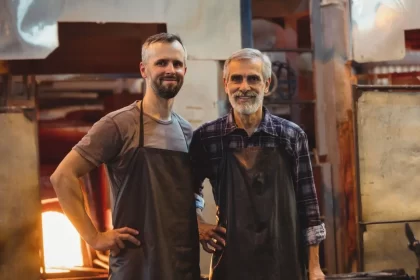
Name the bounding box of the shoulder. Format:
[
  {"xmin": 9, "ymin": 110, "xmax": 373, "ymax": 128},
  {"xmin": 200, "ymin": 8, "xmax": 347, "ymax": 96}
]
[
  {"xmin": 268, "ymin": 113, "xmax": 306, "ymax": 144},
  {"xmin": 81, "ymin": 103, "xmax": 139, "ymax": 147},
  {"xmin": 173, "ymin": 112, "xmax": 194, "ymax": 141},
  {"xmin": 103, "ymin": 102, "xmax": 139, "ymax": 133},
  {"xmin": 173, "ymin": 112, "xmax": 193, "ymax": 132},
  {"xmin": 106, "ymin": 102, "xmax": 138, "ymax": 123},
  {"xmin": 193, "ymin": 115, "xmax": 229, "ymax": 139}
]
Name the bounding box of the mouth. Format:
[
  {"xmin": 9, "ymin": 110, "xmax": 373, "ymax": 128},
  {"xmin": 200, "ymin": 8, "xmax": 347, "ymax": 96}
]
[
  {"xmin": 161, "ymin": 77, "xmax": 178, "ymax": 82},
  {"xmin": 235, "ymin": 96, "xmax": 256, "ymax": 102}
]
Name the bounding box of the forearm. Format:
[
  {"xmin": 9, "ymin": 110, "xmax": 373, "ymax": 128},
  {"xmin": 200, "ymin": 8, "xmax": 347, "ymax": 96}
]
[
  {"xmin": 308, "ymin": 244, "xmax": 321, "ymax": 270},
  {"xmin": 50, "ymin": 172, "xmax": 98, "ymax": 246},
  {"xmin": 196, "ymin": 208, "xmax": 206, "ymax": 224}
]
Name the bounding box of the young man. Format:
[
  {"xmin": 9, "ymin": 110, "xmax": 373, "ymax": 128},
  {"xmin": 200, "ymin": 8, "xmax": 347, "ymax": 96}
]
[
  {"xmin": 190, "ymin": 48, "xmax": 326, "ymax": 280},
  {"xmin": 50, "ymin": 33, "xmax": 200, "ymax": 280}
]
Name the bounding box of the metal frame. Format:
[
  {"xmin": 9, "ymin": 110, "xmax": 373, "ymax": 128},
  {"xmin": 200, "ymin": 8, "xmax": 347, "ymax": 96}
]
[
  {"xmin": 0, "ymin": 74, "xmax": 11, "ymax": 107},
  {"xmin": 259, "ymin": 48, "xmax": 313, "ymax": 53},
  {"xmin": 352, "ymin": 84, "xmax": 420, "ymax": 272}
]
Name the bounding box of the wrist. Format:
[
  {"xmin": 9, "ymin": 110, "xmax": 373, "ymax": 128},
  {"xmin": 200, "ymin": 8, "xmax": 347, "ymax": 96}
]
[
  {"xmin": 309, "ymin": 263, "xmax": 321, "ymax": 269},
  {"xmin": 85, "ymin": 230, "xmax": 101, "ymax": 247},
  {"xmin": 196, "ymin": 209, "xmax": 206, "ymax": 223},
  {"xmin": 308, "ymin": 263, "xmax": 323, "ymax": 274}
]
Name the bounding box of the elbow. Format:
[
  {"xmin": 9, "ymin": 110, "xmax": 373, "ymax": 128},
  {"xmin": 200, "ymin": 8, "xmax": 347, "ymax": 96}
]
[
  {"xmin": 50, "ymin": 169, "xmax": 71, "ymax": 192},
  {"xmin": 50, "ymin": 171, "xmax": 61, "ymax": 191}
]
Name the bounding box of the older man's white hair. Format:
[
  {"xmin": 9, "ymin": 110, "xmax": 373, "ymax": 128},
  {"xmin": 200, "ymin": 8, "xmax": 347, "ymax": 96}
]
[{"xmin": 223, "ymin": 48, "xmax": 272, "ymax": 81}]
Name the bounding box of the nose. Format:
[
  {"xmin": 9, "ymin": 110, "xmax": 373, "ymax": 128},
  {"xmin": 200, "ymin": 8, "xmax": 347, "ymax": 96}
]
[
  {"xmin": 165, "ymin": 62, "xmax": 176, "ymax": 74},
  {"xmin": 239, "ymin": 79, "xmax": 251, "ymax": 92}
]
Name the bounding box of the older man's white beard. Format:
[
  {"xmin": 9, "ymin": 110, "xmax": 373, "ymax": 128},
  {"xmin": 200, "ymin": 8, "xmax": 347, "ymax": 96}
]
[{"xmin": 229, "ymin": 91, "xmax": 264, "ymax": 115}]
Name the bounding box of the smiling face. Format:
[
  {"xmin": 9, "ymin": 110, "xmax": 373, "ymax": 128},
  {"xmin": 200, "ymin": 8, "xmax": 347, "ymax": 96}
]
[
  {"xmin": 224, "ymin": 58, "xmax": 270, "ymax": 115},
  {"xmin": 140, "ymin": 41, "xmax": 187, "ymax": 99}
]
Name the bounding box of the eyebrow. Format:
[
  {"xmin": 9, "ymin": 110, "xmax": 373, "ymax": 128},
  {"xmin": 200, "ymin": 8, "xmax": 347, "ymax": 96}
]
[
  {"xmin": 155, "ymin": 58, "xmax": 184, "ymax": 64},
  {"xmin": 230, "ymin": 74, "xmax": 261, "ymax": 79}
]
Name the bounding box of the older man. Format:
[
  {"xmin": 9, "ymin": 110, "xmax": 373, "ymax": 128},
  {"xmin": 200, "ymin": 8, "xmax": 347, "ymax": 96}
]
[
  {"xmin": 51, "ymin": 33, "xmax": 200, "ymax": 280},
  {"xmin": 190, "ymin": 48, "xmax": 326, "ymax": 280}
]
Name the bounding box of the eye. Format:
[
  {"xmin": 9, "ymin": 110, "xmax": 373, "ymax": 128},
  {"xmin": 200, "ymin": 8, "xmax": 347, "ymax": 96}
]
[
  {"xmin": 247, "ymin": 76, "xmax": 260, "ymax": 83},
  {"xmin": 230, "ymin": 75, "xmax": 243, "ymax": 83},
  {"xmin": 173, "ymin": 61, "xmax": 183, "ymax": 68},
  {"xmin": 156, "ymin": 60, "xmax": 167, "ymax": 66}
]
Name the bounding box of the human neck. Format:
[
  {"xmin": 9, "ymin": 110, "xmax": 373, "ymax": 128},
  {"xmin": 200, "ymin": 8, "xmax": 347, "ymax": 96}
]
[
  {"xmin": 233, "ymin": 106, "xmax": 263, "ymax": 136},
  {"xmin": 139, "ymin": 87, "xmax": 173, "ymax": 121}
]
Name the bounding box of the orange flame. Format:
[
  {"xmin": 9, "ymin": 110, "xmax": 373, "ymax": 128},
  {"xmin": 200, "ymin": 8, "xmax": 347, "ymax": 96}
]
[{"xmin": 41, "ymin": 211, "xmax": 84, "ymax": 273}]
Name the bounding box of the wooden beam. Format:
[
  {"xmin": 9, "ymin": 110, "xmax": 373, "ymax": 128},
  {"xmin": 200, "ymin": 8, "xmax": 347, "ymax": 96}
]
[
  {"xmin": 405, "ymin": 29, "xmax": 420, "ymax": 50},
  {"xmin": 311, "ymin": 0, "xmax": 358, "ymax": 274},
  {"xmin": 8, "ymin": 22, "xmax": 166, "ymax": 75},
  {"xmin": 252, "ymin": 0, "xmax": 308, "ymax": 19},
  {"xmin": 0, "ymin": 72, "xmax": 9, "ymax": 107},
  {"xmin": 0, "ymin": 61, "xmax": 8, "ymax": 74}
]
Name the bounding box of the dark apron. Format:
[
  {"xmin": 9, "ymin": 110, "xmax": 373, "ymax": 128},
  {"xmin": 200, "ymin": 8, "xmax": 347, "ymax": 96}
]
[
  {"xmin": 109, "ymin": 102, "xmax": 200, "ymax": 280},
  {"xmin": 209, "ymin": 142, "xmax": 307, "ymax": 280}
]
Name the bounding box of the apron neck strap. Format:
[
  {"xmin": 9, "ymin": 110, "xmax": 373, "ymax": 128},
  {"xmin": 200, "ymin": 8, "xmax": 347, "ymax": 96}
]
[
  {"xmin": 139, "ymin": 100, "xmax": 145, "ymax": 147},
  {"xmin": 216, "ymin": 136, "xmax": 229, "ymax": 213}
]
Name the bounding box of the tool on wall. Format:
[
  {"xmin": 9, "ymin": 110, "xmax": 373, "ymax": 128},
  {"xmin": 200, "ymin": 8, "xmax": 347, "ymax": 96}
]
[{"xmin": 405, "ymin": 223, "xmax": 420, "ymax": 280}]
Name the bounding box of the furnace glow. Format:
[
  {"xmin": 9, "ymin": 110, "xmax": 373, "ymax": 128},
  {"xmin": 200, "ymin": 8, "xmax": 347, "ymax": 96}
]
[{"xmin": 42, "ymin": 211, "xmax": 84, "ymax": 272}]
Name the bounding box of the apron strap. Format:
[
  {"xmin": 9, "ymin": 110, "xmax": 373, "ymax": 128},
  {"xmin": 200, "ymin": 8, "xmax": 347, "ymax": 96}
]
[
  {"xmin": 216, "ymin": 136, "xmax": 230, "ymax": 227},
  {"xmin": 139, "ymin": 100, "xmax": 145, "ymax": 148}
]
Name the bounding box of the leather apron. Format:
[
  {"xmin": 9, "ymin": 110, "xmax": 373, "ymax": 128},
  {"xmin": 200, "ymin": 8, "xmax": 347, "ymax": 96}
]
[
  {"xmin": 109, "ymin": 102, "xmax": 200, "ymax": 280},
  {"xmin": 209, "ymin": 141, "xmax": 307, "ymax": 280}
]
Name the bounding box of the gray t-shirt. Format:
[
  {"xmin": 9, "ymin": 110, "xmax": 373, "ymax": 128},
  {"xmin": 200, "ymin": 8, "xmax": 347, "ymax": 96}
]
[{"xmin": 73, "ymin": 101, "xmax": 193, "ymax": 201}]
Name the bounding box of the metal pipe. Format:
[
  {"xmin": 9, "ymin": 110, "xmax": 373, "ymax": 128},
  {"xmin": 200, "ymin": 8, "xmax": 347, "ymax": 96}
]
[
  {"xmin": 352, "ymin": 85, "xmax": 364, "ymax": 272},
  {"xmin": 259, "ymin": 48, "xmax": 313, "ymax": 53},
  {"xmin": 354, "ymin": 85, "xmax": 420, "ymax": 91},
  {"xmin": 240, "ymin": 0, "xmax": 253, "ymax": 48},
  {"xmin": 359, "ymin": 219, "xmax": 420, "ymax": 226}
]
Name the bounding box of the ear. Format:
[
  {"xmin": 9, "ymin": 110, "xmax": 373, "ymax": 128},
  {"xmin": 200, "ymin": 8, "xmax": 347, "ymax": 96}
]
[
  {"xmin": 223, "ymin": 78, "xmax": 229, "ymax": 95},
  {"xmin": 184, "ymin": 66, "xmax": 187, "ymax": 75},
  {"xmin": 140, "ymin": 62, "xmax": 147, "ymax": 78},
  {"xmin": 264, "ymin": 76, "xmax": 272, "ymax": 95}
]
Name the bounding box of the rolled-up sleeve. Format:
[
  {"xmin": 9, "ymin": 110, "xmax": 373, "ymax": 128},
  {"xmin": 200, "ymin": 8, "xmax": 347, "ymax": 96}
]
[
  {"xmin": 294, "ymin": 132, "xmax": 326, "ymax": 245},
  {"xmin": 304, "ymin": 224, "xmax": 326, "ymax": 245}
]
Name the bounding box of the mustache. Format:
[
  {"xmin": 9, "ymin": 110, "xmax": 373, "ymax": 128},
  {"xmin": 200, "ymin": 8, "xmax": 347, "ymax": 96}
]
[
  {"xmin": 160, "ymin": 75, "xmax": 178, "ymax": 81},
  {"xmin": 232, "ymin": 91, "xmax": 258, "ymax": 98}
]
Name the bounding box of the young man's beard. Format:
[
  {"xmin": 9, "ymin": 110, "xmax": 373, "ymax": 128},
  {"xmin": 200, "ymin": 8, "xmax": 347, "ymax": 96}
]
[{"xmin": 151, "ymin": 78, "xmax": 183, "ymax": 100}]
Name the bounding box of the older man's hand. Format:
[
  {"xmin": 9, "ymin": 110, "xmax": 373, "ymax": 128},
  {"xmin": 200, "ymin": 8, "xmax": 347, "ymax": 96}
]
[
  {"xmin": 309, "ymin": 266, "xmax": 325, "ymax": 280},
  {"xmin": 197, "ymin": 220, "xmax": 226, "ymax": 253}
]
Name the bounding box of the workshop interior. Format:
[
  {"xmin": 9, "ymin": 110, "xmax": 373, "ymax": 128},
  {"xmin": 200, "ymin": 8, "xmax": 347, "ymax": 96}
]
[{"xmin": 2, "ymin": 0, "xmax": 420, "ymax": 279}]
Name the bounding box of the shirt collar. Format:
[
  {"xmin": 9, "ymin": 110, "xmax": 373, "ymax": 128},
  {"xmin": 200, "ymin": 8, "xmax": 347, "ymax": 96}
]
[{"xmin": 223, "ymin": 106, "xmax": 278, "ymax": 137}]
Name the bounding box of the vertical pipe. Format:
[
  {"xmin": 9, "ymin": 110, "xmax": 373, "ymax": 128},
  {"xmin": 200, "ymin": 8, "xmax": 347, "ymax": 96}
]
[{"xmin": 240, "ymin": 0, "xmax": 253, "ymax": 48}]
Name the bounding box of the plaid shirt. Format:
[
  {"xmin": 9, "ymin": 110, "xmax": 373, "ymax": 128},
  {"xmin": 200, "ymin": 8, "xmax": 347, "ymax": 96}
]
[{"xmin": 190, "ymin": 107, "xmax": 326, "ymax": 245}]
